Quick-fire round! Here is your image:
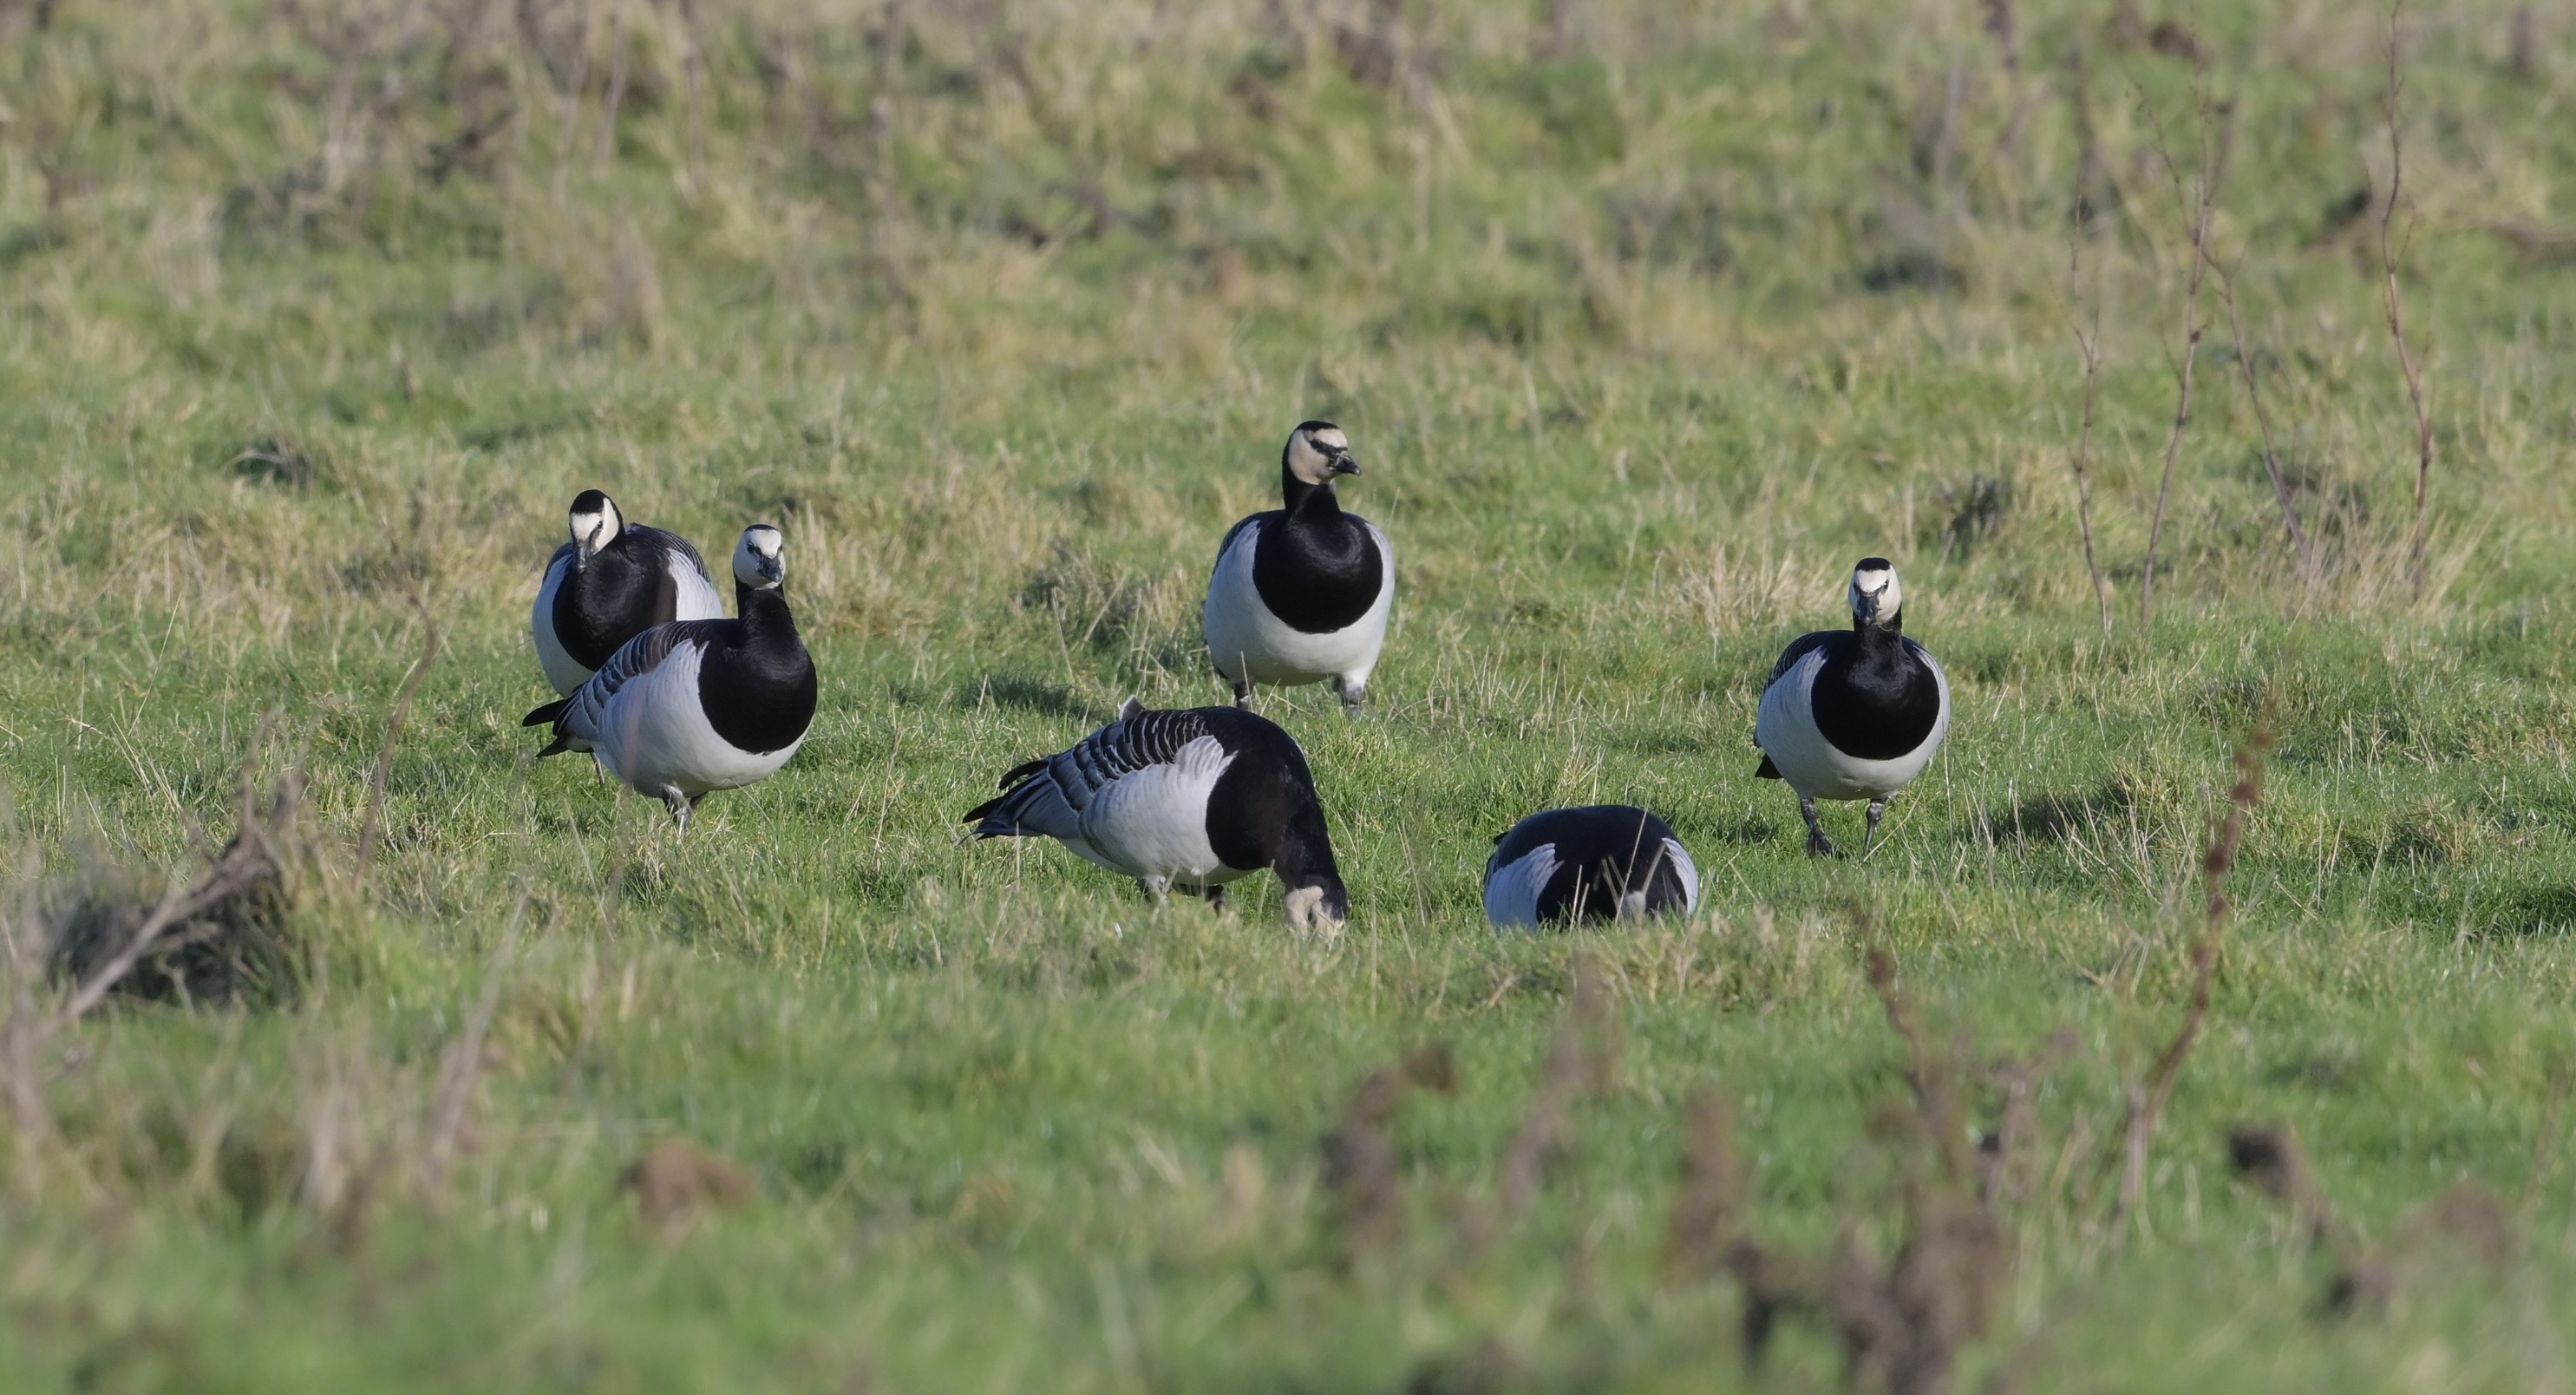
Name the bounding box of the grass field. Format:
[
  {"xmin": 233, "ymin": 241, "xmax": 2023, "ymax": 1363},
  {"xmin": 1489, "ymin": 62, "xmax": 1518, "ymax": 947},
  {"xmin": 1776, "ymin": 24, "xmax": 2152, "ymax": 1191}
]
[{"xmin": 4, "ymin": 0, "xmax": 2576, "ymax": 1389}]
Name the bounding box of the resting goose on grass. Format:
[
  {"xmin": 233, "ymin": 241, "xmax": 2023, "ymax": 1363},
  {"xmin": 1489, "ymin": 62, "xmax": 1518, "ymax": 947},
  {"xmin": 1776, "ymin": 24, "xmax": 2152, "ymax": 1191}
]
[
  {"xmin": 1753, "ymin": 557, "xmax": 1951, "ymax": 858},
  {"xmin": 1202, "ymin": 421, "xmax": 1395, "ymax": 715},
  {"xmin": 964, "ymin": 699, "xmax": 1350, "ymax": 931},
  {"xmin": 1483, "ymin": 805, "xmax": 1699, "ymax": 929},
  {"xmin": 525, "ymin": 524, "xmax": 817, "ymax": 832},
  {"xmin": 532, "ymin": 488, "xmax": 725, "ymax": 698}
]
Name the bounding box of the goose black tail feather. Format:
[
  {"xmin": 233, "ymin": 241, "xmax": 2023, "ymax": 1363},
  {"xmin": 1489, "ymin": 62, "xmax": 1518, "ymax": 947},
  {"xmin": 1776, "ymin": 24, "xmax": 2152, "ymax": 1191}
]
[
  {"xmin": 524, "ymin": 699, "xmax": 570, "ymax": 728},
  {"xmin": 963, "ymin": 757, "xmax": 1053, "ymax": 835},
  {"xmin": 1754, "ymin": 754, "xmax": 1782, "ymax": 780}
]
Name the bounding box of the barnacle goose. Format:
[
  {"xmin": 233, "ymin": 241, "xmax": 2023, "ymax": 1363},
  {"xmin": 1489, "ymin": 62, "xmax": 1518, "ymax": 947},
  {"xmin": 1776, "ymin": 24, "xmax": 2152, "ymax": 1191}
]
[
  {"xmin": 532, "ymin": 488, "xmax": 725, "ymax": 697},
  {"xmin": 964, "ymin": 699, "xmax": 1351, "ymax": 931},
  {"xmin": 524, "ymin": 525, "xmax": 817, "ymax": 831},
  {"xmin": 1202, "ymin": 421, "xmax": 1396, "ymax": 715},
  {"xmin": 1753, "ymin": 557, "xmax": 1951, "ymax": 857},
  {"xmin": 1482, "ymin": 805, "xmax": 1699, "ymax": 929}
]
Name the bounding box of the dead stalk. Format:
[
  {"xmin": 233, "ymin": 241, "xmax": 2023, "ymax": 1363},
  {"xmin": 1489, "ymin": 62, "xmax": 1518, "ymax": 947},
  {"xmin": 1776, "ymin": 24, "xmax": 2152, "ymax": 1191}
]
[
  {"xmin": 419, "ymin": 890, "xmax": 527, "ymax": 1198},
  {"xmin": 356, "ymin": 591, "xmax": 442, "ymax": 880},
  {"xmin": 2377, "ymin": 9, "xmax": 2435, "ymax": 601},
  {"xmin": 2205, "ymin": 251, "xmax": 2315, "ymax": 584},
  {"xmin": 2138, "ymin": 80, "xmax": 2230, "ymax": 628},
  {"xmin": 2063, "ymin": 276, "xmax": 2113, "ymax": 639},
  {"xmin": 2115, "ymin": 726, "xmax": 2270, "ymax": 1231}
]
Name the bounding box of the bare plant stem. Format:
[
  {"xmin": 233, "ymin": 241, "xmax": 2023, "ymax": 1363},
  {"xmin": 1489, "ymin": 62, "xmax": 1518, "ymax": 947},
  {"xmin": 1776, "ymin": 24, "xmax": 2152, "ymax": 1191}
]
[
  {"xmin": 549, "ymin": 0, "xmax": 598, "ymax": 206},
  {"xmin": 356, "ymin": 592, "xmax": 442, "ymax": 880},
  {"xmin": 2207, "ymin": 251, "xmax": 2314, "ymax": 584},
  {"xmin": 2115, "ymin": 725, "xmax": 2270, "ymax": 1232},
  {"xmin": 2064, "ymin": 246, "xmax": 2113, "ymax": 638},
  {"xmin": 2139, "ymin": 84, "xmax": 2230, "ymax": 628},
  {"xmin": 2378, "ymin": 9, "xmax": 2435, "ymax": 601}
]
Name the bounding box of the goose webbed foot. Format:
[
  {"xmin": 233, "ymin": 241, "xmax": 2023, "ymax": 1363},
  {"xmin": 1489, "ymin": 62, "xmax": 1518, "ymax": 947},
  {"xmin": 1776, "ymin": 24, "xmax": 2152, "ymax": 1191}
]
[{"xmin": 1798, "ymin": 794, "xmax": 1840, "ymax": 859}]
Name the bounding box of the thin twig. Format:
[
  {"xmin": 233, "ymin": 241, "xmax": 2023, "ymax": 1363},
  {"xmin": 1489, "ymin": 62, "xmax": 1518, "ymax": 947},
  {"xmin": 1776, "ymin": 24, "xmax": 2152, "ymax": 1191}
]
[
  {"xmin": 2138, "ymin": 79, "xmax": 2231, "ymax": 628},
  {"xmin": 419, "ymin": 890, "xmax": 527, "ymax": 1197},
  {"xmin": 2115, "ymin": 725, "xmax": 2271, "ymax": 1230},
  {"xmin": 2377, "ymin": 7, "xmax": 2435, "ymax": 601},
  {"xmin": 2063, "ymin": 250, "xmax": 2113, "ymax": 639},
  {"xmin": 356, "ymin": 590, "xmax": 442, "ymax": 879},
  {"xmin": 2204, "ymin": 250, "xmax": 2315, "ymax": 583}
]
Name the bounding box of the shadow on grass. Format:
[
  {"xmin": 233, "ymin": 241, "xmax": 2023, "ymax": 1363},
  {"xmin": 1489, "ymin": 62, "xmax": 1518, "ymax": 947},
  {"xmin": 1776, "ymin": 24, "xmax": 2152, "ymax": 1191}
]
[
  {"xmin": 957, "ymin": 674, "xmax": 1088, "ymax": 717},
  {"xmin": 2476, "ymin": 884, "xmax": 2576, "ymax": 937},
  {"xmin": 1984, "ymin": 779, "xmax": 2136, "ymax": 844}
]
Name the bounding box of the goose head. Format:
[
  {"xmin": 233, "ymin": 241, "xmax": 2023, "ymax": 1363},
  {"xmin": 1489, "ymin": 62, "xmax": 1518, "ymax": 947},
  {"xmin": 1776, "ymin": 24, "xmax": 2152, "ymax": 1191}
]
[
  {"xmin": 1285, "ymin": 876, "xmax": 1350, "ymax": 938},
  {"xmin": 734, "ymin": 523, "xmax": 788, "ymax": 590},
  {"xmin": 1282, "ymin": 421, "xmax": 1361, "ymax": 487},
  {"xmin": 568, "ymin": 489, "xmax": 624, "ymax": 567},
  {"xmin": 1847, "ymin": 557, "xmax": 1903, "ymax": 632}
]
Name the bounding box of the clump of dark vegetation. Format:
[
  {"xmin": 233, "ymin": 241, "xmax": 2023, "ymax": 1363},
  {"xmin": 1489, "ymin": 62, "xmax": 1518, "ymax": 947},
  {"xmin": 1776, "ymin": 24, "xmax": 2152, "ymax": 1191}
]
[
  {"xmin": 49, "ymin": 758, "xmax": 311, "ymax": 1010},
  {"xmin": 2226, "ymin": 1123, "xmax": 2520, "ymax": 1319},
  {"xmin": 624, "ymin": 1136, "xmax": 757, "ymax": 1235}
]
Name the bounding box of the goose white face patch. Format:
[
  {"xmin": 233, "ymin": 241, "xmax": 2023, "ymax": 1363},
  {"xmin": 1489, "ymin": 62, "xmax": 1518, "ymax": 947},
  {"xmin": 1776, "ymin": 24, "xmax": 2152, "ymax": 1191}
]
[
  {"xmin": 1285, "ymin": 885, "xmax": 1343, "ymax": 937},
  {"xmin": 1850, "ymin": 564, "xmax": 1899, "ymax": 620},
  {"xmin": 572, "ymin": 495, "xmax": 624, "ymax": 557},
  {"xmin": 1285, "ymin": 427, "xmax": 1346, "ymax": 485},
  {"xmin": 734, "ymin": 524, "xmax": 787, "ymax": 588}
]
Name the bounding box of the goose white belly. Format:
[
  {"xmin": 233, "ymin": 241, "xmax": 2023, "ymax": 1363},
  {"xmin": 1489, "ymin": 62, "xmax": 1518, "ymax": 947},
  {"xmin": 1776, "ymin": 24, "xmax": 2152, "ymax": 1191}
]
[
  {"xmin": 1755, "ymin": 645, "xmax": 1951, "ymax": 801},
  {"xmin": 1203, "ymin": 521, "xmax": 1395, "ymax": 685},
  {"xmin": 1076, "ymin": 736, "xmax": 1249, "ymax": 883},
  {"xmin": 531, "ymin": 554, "xmax": 589, "ymax": 696},
  {"xmin": 592, "ymin": 644, "xmax": 807, "ymax": 798}
]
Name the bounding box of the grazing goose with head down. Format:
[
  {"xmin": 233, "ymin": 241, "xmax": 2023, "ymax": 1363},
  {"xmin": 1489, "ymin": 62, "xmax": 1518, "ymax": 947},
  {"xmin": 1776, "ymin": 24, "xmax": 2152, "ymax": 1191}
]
[
  {"xmin": 1483, "ymin": 805, "xmax": 1699, "ymax": 929},
  {"xmin": 524, "ymin": 524, "xmax": 817, "ymax": 831},
  {"xmin": 964, "ymin": 699, "xmax": 1350, "ymax": 932},
  {"xmin": 1754, "ymin": 557, "xmax": 1951, "ymax": 857},
  {"xmin": 1202, "ymin": 421, "xmax": 1396, "ymax": 716},
  {"xmin": 532, "ymin": 488, "xmax": 725, "ymax": 698}
]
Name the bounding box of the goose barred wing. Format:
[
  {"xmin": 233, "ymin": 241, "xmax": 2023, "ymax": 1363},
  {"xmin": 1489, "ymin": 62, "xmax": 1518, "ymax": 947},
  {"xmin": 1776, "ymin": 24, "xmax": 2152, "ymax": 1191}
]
[
  {"xmin": 964, "ymin": 704, "xmax": 1216, "ymax": 837},
  {"xmin": 1766, "ymin": 630, "xmax": 1835, "ymax": 684},
  {"xmin": 534, "ymin": 619, "xmax": 723, "ymax": 744},
  {"xmin": 1050, "ymin": 706, "xmax": 1215, "ymax": 808}
]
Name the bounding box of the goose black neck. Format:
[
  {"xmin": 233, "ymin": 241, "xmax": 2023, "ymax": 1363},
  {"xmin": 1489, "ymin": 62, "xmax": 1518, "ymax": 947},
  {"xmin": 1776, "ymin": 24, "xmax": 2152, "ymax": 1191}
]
[
  {"xmin": 738, "ymin": 584, "xmax": 800, "ymax": 645},
  {"xmin": 1273, "ymin": 802, "xmax": 1344, "ymax": 898},
  {"xmin": 1280, "ymin": 466, "xmax": 1344, "ymax": 522},
  {"xmin": 1853, "ymin": 608, "xmax": 1906, "ymax": 643}
]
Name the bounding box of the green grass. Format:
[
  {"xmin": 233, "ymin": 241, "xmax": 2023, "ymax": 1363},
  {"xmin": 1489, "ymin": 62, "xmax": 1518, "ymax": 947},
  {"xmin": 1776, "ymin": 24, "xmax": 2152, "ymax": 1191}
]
[{"xmin": 3, "ymin": 0, "xmax": 2576, "ymax": 1389}]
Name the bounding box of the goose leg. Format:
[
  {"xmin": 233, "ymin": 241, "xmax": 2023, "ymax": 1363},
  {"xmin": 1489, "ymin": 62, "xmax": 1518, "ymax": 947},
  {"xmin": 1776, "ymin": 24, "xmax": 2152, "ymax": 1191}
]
[
  {"xmin": 1862, "ymin": 798, "xmax": 1890, "ymax": 856},
  {"xmin": 1198, "ymin": 884, "xmax": 1228, "ymax": 912},
  {"xmin": 1140, "ymin": 875, "xmax": 1172, "ymax": 903},
  {"xmin": 1798, "ymin": 794, "xmax": 1839, "ymax": 859},
  {"xmin": 660, "ymin": 786, "xmax": 694, "ymax": 834},
  {"xmin": 1229, "ymin": 676, "xmax": 1255, "ymax": 710},
  {"xmin": 1337, "ymin": 677, "xmax": 1367, "ymax": 717}
]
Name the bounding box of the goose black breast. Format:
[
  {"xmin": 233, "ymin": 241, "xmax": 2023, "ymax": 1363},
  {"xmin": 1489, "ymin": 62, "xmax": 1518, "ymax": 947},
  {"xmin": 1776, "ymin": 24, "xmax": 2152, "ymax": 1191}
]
[
  {"xmin": 1806, "ymin": 632, "xmax": 1943, "ymax": 759},
  {"xmin": 554, "ymin": 547, "xmax": 678, "ymax": 671},
  {"xmin": 696, "ymin": 634, "xmax": 818, "ymax": 755},
  {"xmin": 1247, "ymin": 512, "xmax": 1383, "ymax": 634}
]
